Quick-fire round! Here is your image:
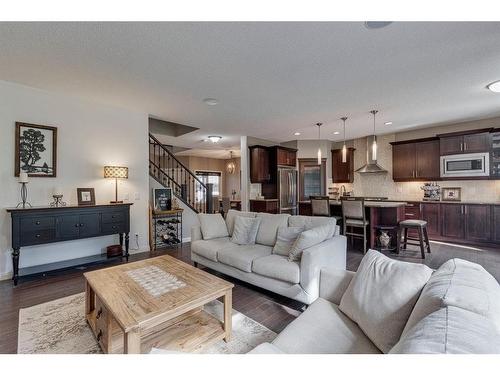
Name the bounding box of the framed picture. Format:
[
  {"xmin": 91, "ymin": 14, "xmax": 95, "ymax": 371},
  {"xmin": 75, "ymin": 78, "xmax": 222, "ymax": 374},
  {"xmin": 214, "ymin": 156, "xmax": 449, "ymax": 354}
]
[
  {"xmin": 77, "ymin": 188, "xmax": 96, "ymax": 206},
  {"xmin": 442, "ymin": 187, "xmax": 461, "ymax": 201},
  {"xmin": 15, "ymin": 122, "xmax": 57, "ymax": 177},
  {"xmin": 153, "ymin": 188, "xmax": 172, "ymax": 211}
]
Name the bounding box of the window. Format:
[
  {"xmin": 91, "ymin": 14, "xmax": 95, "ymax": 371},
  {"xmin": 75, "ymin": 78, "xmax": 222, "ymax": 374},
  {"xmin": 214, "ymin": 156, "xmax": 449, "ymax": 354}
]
[
  {"xmin": 298, "ymin": 159, "xmax": 326, "ymax": 201},
  {"xmin": 195, "ymin": 171, "xmax": 222, "ymax": 201}
]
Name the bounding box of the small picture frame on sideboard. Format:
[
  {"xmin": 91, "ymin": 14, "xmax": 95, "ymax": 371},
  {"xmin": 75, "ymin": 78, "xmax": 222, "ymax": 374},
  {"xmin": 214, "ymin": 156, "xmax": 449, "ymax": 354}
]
[
  {"xmin": 441, "ymin": 187, "xmax": 461, "ymax": 202},
  {"xmin": 77, "ymin": 188, "xmax": 96, "ymax": 206}
]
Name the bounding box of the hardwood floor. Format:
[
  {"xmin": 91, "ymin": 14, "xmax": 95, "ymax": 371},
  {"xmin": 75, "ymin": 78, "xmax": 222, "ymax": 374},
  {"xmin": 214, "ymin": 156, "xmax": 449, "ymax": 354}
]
[{"xmin": 1, "ymin": 239, "xmax": 499, "ymax": 353}]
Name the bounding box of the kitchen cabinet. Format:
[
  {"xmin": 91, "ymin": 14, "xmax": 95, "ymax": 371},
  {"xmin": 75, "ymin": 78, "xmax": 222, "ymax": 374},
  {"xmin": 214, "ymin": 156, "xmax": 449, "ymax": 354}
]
[
  {"xmin": 331, "ymin": 148, "xmax": 355, "ymax": 183},
  {"xmin": 249, "ymin": 146, "xmax": 270, "ymax": 183},
  {"xmin": 391, "ymin": 139, "xmax": 440, "ymax": 181},
  {"xmin": 441, "ymin": 204, "xmax": 465, "ymax": 240},
  {"xmin": 420, "ymin": 203, "xmax": 441, "ymax": 237},
  {"xmin": 465, "ymin": 204, "xmax": 491, "ymax": 242},
  {"xmin": 249, "ymin": 199, "xmax": 279, "ymax": 214},
  {"xmin": 439, "ymin": 132, "xmax": 490, "ymax": 155},
  {"xmin": 276, "ymin": 147, "xmax": 296, "ymax": 167},
  {"xmin": 494, "ymin": 205, "xmax": 500, "ymax": 243}
]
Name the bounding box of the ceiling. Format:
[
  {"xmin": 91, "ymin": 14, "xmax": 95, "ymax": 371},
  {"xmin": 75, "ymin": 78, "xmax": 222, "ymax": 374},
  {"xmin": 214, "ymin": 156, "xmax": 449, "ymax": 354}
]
[{"xmin": 1, "ymin": 22, "xmax": 500, "ymax": 150}]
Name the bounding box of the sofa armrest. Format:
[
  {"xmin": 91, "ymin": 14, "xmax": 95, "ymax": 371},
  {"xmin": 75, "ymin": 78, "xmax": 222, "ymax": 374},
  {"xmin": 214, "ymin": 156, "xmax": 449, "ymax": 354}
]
[
  {"xmin": 319, "ymin": 267, "xmax": 355, "ymax": 305},
  {"xmin": 299, "ymin": 234, "xmax": 347, "ymax": 302},
  {"xmin": 191, "ymin": 225, "xmax": 203, "ymax": 241}
]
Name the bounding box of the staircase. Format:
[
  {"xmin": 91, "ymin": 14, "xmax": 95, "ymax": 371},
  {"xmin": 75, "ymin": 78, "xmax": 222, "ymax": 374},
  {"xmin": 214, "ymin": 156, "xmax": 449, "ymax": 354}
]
[{"xmin": 149, "ymin": 133, "xmax": 213, "ymax": 213}]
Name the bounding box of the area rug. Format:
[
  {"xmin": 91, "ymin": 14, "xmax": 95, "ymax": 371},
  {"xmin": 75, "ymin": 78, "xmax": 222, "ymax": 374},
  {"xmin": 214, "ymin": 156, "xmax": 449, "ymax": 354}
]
[{"xmin": 18, "ymin": 293, "xmax": 277, "ymax": 354}]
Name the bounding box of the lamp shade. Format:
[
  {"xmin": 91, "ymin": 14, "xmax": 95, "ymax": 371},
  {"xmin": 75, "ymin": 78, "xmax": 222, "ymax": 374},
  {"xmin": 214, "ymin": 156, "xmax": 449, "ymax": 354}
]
[{"xmin": 104, "ymin": 166, "xmax": 128, "ymax": 179}]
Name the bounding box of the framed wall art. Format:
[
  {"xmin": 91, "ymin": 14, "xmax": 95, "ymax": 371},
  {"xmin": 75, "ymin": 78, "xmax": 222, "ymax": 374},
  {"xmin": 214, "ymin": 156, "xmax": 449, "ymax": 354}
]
[
  {"xmin": 15, "ymin": 122, "xmax": 57, "ymax": 177},
  {"xmin": 153, "ymin": 187, "xmax": 172, "ymax": 211},
  {"xmin": 441, "ymin": 187, "xmax": 462, "ymax": 201},
  {"xmin": 77, "ymin": 188, "xmax": 96, "ymax": 206}
]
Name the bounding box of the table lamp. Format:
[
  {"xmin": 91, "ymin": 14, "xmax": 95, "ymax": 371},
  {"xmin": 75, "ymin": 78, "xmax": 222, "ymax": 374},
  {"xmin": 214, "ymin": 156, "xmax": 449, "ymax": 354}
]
[{"xmin": 104, "ymin": 166, "xmax": 128, "ymax": 204}]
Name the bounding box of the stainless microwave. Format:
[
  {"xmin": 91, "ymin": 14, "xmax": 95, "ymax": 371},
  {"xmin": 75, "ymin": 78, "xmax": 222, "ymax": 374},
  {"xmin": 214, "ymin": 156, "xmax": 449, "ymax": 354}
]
[{"xmin": 440, "ymin": 152, "xmax": 490, "ymax": 178}]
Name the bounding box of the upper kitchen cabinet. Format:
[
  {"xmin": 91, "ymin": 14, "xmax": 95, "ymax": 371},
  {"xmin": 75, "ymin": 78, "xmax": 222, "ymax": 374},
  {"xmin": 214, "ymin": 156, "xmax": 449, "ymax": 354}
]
[
  {"xmin": 275, "ymin": 147, "xmax": 297, "ymax": 167},
  {"xmin": 331, "ymin": 148, "xmax": 355, "ymax": 183},
  {"xmin": 249, "ymin": 146, "xmax": 270, "ymax": 183},
  {"xmin": 391, "ymin": 138, "xmax": 440, "ymax": 181},
  {"xmin": 439, "ymin": 130, "xmax": 491, "ymax": 155}
]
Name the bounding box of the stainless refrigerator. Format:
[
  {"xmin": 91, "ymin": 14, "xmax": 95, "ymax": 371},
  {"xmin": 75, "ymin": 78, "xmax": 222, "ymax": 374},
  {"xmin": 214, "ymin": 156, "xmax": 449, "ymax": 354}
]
[{"xmin": 278, "ymin": 167, "xmax": 298, "ymax": 215}]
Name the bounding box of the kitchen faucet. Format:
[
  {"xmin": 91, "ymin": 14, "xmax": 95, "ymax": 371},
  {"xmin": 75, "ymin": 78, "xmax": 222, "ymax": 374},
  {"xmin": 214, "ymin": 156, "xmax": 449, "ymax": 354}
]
[{"xmin": 340, "ymin": 185, "xmax": 346, "ymax": 196}]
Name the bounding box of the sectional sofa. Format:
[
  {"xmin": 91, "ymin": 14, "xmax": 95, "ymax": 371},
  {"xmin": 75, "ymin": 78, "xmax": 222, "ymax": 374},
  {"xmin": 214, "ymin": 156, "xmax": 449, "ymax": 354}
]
[
  {"xmin": 190, "ymin": 210, "xmax": 347, "ymax": 304},
  {"xmin": 249, "ymin": 250, "xmax": 500, "ymax": 354}
]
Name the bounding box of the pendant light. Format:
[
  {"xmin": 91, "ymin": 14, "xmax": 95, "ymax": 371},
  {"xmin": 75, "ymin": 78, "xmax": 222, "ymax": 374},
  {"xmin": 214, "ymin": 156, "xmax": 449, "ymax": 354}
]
[
  {"xmin": 370, "ymin": 110, "xmax": 379, "ymax": 161},
  {"xmin": 341, "ymin": 117, "xmax": 348, "ymax": 163},
  {"xmin": 316, "ymin": 122, "xmax": 323, "ymax": 165},
  {"xmin": 226, "ymin": 151, "xmax": 236, "ymax": 174}
]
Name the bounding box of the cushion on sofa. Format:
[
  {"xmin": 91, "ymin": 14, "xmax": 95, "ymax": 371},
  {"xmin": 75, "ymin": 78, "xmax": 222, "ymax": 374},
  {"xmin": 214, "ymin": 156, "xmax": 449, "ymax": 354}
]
[
  {"xmin": 339, "ymin": 250, "xmax": 433, "ymax": 353},
  {"xmin": 390, "ymin": 306, "xmax": 500, "ymax": 354},
  {"xmin": 252, "ymin": 254, "xmax": 301, "ymax": 284},
  {"xmin": 217, "ymin": 244, "xmax": 272, "ymax": 272},
  {"xmin": 272, "ymin": 298, "xmax": 381, "ymax": 354},
  {"xmin": 272, "ymin": 226, "xmax": 304, "ymax": 256},
  {"xmin": 402, "ymin": 258, "xmax": 500, "ymax": 336},
  {"xmin": 231, "ymin": 216, "xmax": 262, "ymax": 245},
  {"xmin": 197, "ymin": 213, "xmax": 229, "ymax": 240},
  {"xmin": 288, "ymin": 225, "xmax": 331, "ymax": 262},
  {"xmin": 225, "ymin": 210, "xmax": 256, "ymax": 236},
  {"xmin": 254, "ymin": 213, "xmax": 290, "ymax": 246},
  {"xmin": 191, "ymin": 237, "xmax": 240, "ymax": 262},
  {"xmin": 288, "ymin": 215, "xmax": 336, "ymax": 238}
]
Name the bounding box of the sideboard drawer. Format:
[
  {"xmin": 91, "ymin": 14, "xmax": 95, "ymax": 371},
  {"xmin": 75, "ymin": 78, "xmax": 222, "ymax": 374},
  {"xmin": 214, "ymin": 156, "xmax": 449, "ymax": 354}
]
[
  {"xmin": 22, "ymin": 229, "xmax": 56, "ymax": 246},
  {"xmin": 102, "ymin": 211, "xmax": 125, "ymax": 224},
  {"xmin": 21, "ymin": 217, "xmax": 55, "ymax": 230},
  {"xmin": 102, "ymin": 222, "xmax": 125, "ymax": 234}
]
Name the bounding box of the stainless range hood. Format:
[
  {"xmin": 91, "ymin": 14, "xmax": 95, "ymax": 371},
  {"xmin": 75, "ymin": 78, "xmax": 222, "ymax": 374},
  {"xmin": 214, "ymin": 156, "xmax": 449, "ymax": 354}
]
[{"xmin": 355, "ymin": 136, "xmax": 388, "ymax": 174}]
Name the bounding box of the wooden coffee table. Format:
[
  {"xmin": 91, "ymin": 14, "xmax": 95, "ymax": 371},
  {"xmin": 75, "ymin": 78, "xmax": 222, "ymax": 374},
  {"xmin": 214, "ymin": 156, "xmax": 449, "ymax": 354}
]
[{"xmin": 84, "ymin": 255, "xmax": 234, "ymax": 354}]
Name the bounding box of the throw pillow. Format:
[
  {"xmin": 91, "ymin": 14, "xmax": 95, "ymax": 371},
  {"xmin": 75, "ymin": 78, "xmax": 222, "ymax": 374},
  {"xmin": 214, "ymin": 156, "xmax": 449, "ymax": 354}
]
[
  {"xmin": 288, "ymin": 224, "xmax": 331, "ymax": 262},
  {"xmin": 272, "ymin": 226, "xmax": 304, "ymax": 256},
  {"xmin": 338, "ymin": 250, "xmax": 433, "ymax": 353},
  {"xmin": 197, "ymin": 213, "xmax": 229, "ymax": 240},
  {"xmin": 231, "ymin": 216, "xmax": 262, "ymax": 245}
]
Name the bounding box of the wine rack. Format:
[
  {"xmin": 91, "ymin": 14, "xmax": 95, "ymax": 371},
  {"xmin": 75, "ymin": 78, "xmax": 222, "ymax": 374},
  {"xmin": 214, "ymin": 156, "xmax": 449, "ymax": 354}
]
[{"xmin": 151, "ymin": 209, "xmax": 183, "ymax": 250}]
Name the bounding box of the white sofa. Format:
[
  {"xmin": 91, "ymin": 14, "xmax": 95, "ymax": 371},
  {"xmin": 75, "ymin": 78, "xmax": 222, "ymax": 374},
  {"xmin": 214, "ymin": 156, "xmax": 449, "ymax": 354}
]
[
  {"xmin": 249, "ymin": 252, "xmax": 500, "ymax": 354},
  {"xmin": 190, "ymin": 210, "xmax": 347, "ymax": 305}
]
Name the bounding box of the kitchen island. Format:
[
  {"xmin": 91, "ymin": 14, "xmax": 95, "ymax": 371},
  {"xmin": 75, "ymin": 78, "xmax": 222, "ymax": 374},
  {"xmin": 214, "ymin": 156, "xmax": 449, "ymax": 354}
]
[{"xmin": 299, "ymin": 200, "xmax": 407, "ymax": 249}]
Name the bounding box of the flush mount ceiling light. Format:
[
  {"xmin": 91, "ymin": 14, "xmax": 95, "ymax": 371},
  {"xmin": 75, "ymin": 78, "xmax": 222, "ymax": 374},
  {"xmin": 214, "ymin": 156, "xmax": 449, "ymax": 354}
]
[
  {"xmin": 384, "ymin": 121, "xmax": 393, "ymax": 125},
  {"xmin": 364, "ymin": 21, "xmax": 393, "ymax": 29},
  {"xmin": 487, "ymin": 80, "xmax": 500, "ymax": 93},
  {"xmin": 333, "ymin": 131, "xmax": 340, "ymax": 135},
  {"xmin": 294, "ymin": 132, "xmax": 301, "ymax": 136},
  {"xmin": 208, "ymin": 135, "xmax": 222, "ymax": 143},
  {"xmin": 203, "ymin": 98, "xmax": 219, "ymax": 106}
]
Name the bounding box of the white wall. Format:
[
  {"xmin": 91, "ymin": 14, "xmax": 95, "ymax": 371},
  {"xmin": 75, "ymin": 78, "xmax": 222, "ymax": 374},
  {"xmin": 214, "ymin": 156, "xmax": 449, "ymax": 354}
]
[{"xmin": 0, "ymin": 80, "xmax": 150, "ymax": 279}]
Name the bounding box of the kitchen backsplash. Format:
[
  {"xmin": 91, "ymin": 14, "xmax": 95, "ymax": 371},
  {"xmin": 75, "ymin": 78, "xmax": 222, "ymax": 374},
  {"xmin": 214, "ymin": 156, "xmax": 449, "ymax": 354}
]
[{"xmin": 332, "ymin": 133, "xmax": 500, "ymax": 202}]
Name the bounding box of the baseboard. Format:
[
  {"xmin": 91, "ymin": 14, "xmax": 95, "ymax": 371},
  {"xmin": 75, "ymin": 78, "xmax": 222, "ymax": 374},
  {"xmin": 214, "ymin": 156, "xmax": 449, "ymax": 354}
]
[{"xmin": 0, "ymin": 271, "xmax": 13, "ymax": 281}]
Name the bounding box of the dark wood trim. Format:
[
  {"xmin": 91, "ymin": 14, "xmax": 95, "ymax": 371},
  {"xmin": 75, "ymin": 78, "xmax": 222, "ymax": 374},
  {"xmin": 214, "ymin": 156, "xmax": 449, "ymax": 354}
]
[
  {"xmin": 15, "ymin": 122, "xmax": 57, "ymax": 178},
  {"xmin": 271, "ymin": 145, "xmax": 298, "ymax": 152},
  {"xmin": 437, "ymin": 127, "xmax": 493, "ymax": 138},
  {"xmin": 390, "ymin": 136, "xmax": 439, "ymax": 146}
]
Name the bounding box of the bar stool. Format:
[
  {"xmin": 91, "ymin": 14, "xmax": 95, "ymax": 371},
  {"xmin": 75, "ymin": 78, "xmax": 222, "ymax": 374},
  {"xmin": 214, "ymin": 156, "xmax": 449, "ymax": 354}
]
[
  {"xmin": 341, "ymin": 197, "xmax": 369, "ymax": 253},
  {"xmin": 311, "ymin": 195, "xmax": 343, "ymax": 232},
  {"xmin": 396, "ymin": 220, "xmax": 431, "ymax": 259}
]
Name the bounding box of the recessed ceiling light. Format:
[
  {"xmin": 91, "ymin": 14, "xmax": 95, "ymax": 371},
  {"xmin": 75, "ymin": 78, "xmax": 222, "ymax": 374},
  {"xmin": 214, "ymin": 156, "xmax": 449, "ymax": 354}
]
[
  {"xmin": 294, "ymin": 132, "xmax": 301, "ymax": 136},
  {"xmin": 208, "ymin": 136, "xmax": 222, "ymax": 143},
  {"xmin": 384, "ymin": 121, "xmax": 393, "ymax": 125},
  {"xmin": 203, "ymin": 98, "xmax": 219, "ymax": 106},
  {"xmin": 487, "ymin": 80, "xmax": 500, "ymax": 93},
  {"xmin": 333, "ymin": 131, "xmax": 340, "ymax": 135},
  {"xmin": 364, "ymin": 21, "xmax": 393, "ymax": 29}
]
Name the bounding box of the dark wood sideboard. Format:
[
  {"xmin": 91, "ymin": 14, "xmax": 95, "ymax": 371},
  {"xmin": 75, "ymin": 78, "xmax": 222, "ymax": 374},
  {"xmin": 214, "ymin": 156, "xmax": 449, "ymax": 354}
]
[{"xmin": 6, "ymin": 203, "xmax": 132, "ymax": 285}]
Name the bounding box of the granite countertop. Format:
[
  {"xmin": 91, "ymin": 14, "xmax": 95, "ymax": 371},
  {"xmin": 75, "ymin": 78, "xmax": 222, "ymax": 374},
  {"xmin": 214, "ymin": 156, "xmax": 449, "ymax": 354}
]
[
  {"xmin": 299, "ymin": 200, "xmax": 407, "ymax": 208},
  {"xmin": 249, "ymin": 198, "xmax": 279, "ymax": 201},
  {"xmin": 388, "ymin": 199, "xmax": 500, "ymax": 205}
]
